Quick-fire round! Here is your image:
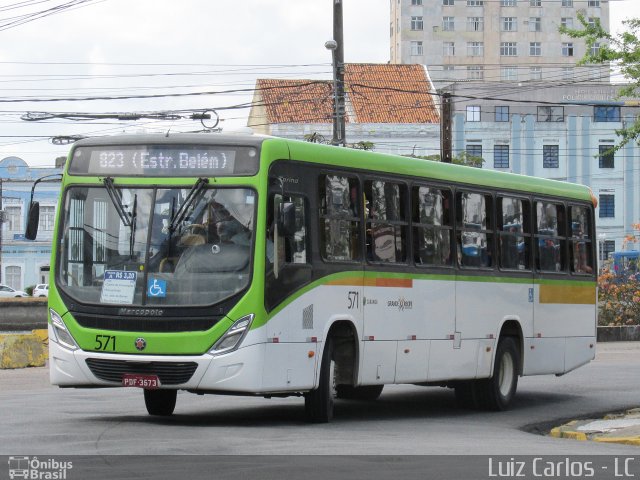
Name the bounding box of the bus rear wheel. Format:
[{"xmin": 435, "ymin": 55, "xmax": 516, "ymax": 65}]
[
  {"xmin": 304, "ymin": 338, "xmax": 336, "ymax": 423},
  {"xmin": 144, "ymin": 389, "xmax": 177, "ymax": 416},
  {"xmin": 336, "ymin": 384, "xmax": 384, "ymax": 401},
  {"xmin": 476, "ymin": 336, "xmax": 520, "ymax": 411}
]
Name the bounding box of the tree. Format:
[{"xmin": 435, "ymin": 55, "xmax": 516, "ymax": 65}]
[
  {"xmin": 560, "ymin": 15, "xmax": 640, "ymax": 151},
  {"xmin": 405, "ymin": 151, "xmax": 484, "ymax": 168}
]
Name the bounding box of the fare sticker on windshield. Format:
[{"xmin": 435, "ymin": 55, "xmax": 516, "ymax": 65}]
[{"xmin": 100, "ymin": 270, "xmax": 137, "ymax": 304}]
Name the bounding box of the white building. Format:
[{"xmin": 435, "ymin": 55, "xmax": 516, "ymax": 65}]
[
  {"xmin": 247, "ymin": 63, "xmax": 441, "ymax": 157},
  {"xmin": 391, "ymin": 0, "xmax": 610, "ymax": 87}
]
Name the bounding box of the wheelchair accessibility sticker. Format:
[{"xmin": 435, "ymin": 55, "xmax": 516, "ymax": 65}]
[{"xmin": 148, "ymin": 278, "xmax": 167, "ymax": 298}]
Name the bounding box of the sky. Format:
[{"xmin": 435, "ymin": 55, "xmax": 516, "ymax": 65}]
[{"xmin": 0, "ymin": 0, "xmax": 639, "ymax": 168}]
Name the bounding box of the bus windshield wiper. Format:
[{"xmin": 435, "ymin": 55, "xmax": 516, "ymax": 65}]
[
  {"xmin": 103, "ymin": 177, "xmax": 133, "ymax": 227},
  {"xmin": 169, "ymin": 177, "xmax": 209, "ymax": 233}
]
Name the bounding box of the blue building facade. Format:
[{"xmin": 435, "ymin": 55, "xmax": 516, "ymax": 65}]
[{"xmin": 1, "ymin": 156, "xmax": 62, "ymax": 291}]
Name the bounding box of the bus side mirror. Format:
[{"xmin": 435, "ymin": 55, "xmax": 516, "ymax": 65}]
[
  {"xmin": 277, "ymin": 202, "xmax": 296, "ymax": 237},
  {"xmin": 25, "ymin": 201, "xmax": 40, "ymax": 240}
]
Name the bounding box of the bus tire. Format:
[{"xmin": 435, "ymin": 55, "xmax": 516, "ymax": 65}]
[
  {"xmin": 476, "ymin": 336, "xmax": 519, "ymax": 411},
  {"xmin": 336, "ymin": 384, "xmax": 384, "ymax": 401},
  {"xmin": 144, "ymin": 389, "xmax": 177, "ymax": 416},
  {"xmin": 304, "ymin": 337, "xmax": 336, "ymax": 423}
]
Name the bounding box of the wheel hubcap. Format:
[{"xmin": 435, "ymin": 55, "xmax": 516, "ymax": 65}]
[{"xmin": 498, "ymin": 352, "xmax": 515, "ymax": 397}]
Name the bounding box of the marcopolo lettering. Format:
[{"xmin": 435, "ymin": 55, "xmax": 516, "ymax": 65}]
[{"xmin": 387, "ymin": 297, "xmax": 413, "ymax": 311}]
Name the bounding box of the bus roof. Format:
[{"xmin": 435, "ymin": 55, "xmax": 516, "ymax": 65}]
[{"xmin": 69, "ymin": 133, "xmax": 593, "ymax": 203}]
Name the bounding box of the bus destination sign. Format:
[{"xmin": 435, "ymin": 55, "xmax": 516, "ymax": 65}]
[{"xmin": 69, "ymin": 145, "xmax": 259, "ymax": 177}]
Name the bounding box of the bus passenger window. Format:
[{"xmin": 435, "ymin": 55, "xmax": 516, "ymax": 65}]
[
  {"xmin": 364, "ymin": 180, "xmax": 408, "ymax": 263},
  {"xmin": 569, "ymin": 205, "xmax": 593, "ymax": 275},
  {"xmin": 534, "ymin": 201, "xmax": 566, "ymax": 273},
  {"xmin": 272, "ymin": 194, "xmax": 307, "ymax": 265},
  {"xmin": 456, "ymin": 192, "xmax": 494, "ymax": 268},
  {"xmin": 319, "ymin": 175, "xmax": 361, "ymax": 262},
  {"xmin": 412, "ymin": 186, "xmax": 452, "ymax": 266},
  {"xmin": 498, "ymin": 197, "xmax": 531, "ymax": 271}
]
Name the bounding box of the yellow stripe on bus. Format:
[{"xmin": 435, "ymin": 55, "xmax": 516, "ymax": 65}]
[{"xmin": 539, "ymin": 285, "xmax": 596, "ymax": 305}]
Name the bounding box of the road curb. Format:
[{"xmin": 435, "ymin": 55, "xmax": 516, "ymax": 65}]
[
  {"xmin": 550, "ymin": 409, "xmax": 640, "ymax": 446},
  {"xmin": 0, "ymin": 329, "xmax": 48, "ymax": 369}
]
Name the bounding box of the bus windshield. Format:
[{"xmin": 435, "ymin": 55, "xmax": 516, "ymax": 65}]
[{"xmin": 58, "ymin": 185, "xmax": 256, "ymax": 307}]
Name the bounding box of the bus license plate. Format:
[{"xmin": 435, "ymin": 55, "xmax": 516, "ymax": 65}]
[{"xmin": 122, "ymin": 374, "xmax": 160, "ymax": 389}]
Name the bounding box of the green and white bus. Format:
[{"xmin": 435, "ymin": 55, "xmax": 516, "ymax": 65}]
[{"xmin": 26, "ymin": 133, "xmax": 597, "ymax": 422}]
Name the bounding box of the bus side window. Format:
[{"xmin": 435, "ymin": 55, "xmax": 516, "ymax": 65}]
[
  {"xmin": 569, "ymin": 205, "xmax": 593, "ymax": 275},
  {"xmin": 498, "ymin": 196, "xmax": 531, "ymax": 271},
  {"xmin": 412, "ymin": 185, "xmax": 452, "ymax": 266},
  {"xmin": 364, "ymin": 180, "xmax": 408, "ymax": 263},
  {"xmin": 534, "ymin": 201, "xmax": 567, "ymax": 273},
  {"xmin": 319, "ymin": 175, "xmax": 361, "ymax": 262},
  {"xmin": 273, "ymin": 194, "xmax": 308, "ymax": 265},
  {"xmin": 456, "ymin": 191, "xmax": 494, "ymax": 268}
]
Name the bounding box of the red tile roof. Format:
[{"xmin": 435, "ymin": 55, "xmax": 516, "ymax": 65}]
[{"xmin": 255, "ymin": 64, "xmax": 439, "ymax": 125}]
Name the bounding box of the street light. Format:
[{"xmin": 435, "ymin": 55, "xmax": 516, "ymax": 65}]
[{"xmin": 325, "ymin": 39, "xmax": 345, "ymax": 147}]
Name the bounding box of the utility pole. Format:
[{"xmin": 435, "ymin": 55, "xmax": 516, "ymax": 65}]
[
  {"xmin": 440, "ymin": 92, "xmax": 452, "ymax": 163},
  {"xmin": 0, "ymin": 179, "xmax": 3, "ymax": 283},
  {"xmin": 326, "ymin": 0, "xmax": 346, "ymax": 146}
]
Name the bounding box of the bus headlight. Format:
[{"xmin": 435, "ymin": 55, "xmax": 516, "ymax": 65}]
[
  {"xmin": 210, "ymin": 314, "xmax": 254, "ymax": 356},
  {"xmin": 49, "ymin": 308, "xmax": 79, "ymax": 351}
]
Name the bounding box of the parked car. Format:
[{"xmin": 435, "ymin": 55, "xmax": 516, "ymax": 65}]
[
  {"xmin": 33, "ymin": 284, "xmax": 49, "ymax": 297},
  {"xmin": 0, "ymin": 284, "xmax": 29, "ymax": 298}
]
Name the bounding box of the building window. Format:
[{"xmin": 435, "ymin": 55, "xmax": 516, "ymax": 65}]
[
  {"xmin": 443, "ymin": 42, "xmax": 455, "ymax": 56},
  {"xmin": 495, "ymin": 106, "xmax": 509, "ymax": 122},
  {"xmin": 530, "ymin": 42, "xmax": 541, "ymax": 56},
  {"xmin": 590, "ymin": 42, "xmax": 601, "ymax": 56},
  {"xmin": 599, "ymin": 145, "xmax": 615, "ymax": 168},
  {"xmin": 467, "ymin": 66, "xmax": 484, "ymax": 79},
  {"xmin": 530, "ymin": 0, "xmax": 541, "ymax": 6},
  {"xmin": 411, "ymin": 41, "xmax": 424, "ymax": 56},
  {"xmin": 530, "ymin": 67, "xmax": 542, "ymax": 80},
  {"xmin": 501, "ymin": 17, "xmax": 517, "ymax": 31},
  {"xmin": 494, "ymin": 145, "xmax": 510, "ymax": 168},
  {"xmin": 467, "ymin": 16, "xmax": 484, "ymax": 31},
  {"xmin": 599, "ymin": 194, "xmax": 615, "ymax": 218},
  {"xmin": 500, "ymin": 42, "xmax": 517, "ymax": 56},
  {"xmin": 588, "ymin": 0, "xmax": 600, "ymax": 6},
  {"xmin": 600, "ymin": 240, "xmax": 615, "ymax": 263},
  {"xmin": 594, "ymin": 106, "xmax": 621, "ymax": 122},
  {"xmin": 5, "ymin": 266, "xmax": 21, "ymax": 291},
  {"xmin": 412, "ymin": 0, "xmax": 423, "ymax": 4},
  {"xmin": 443, "ymin": 0, "xmax": 454, "ymax": 5},
  {"xmin": 467, "ymin": 0, "xmax": 484, "ymax": 5},
  {"xmin": 529, "ymin": 17, "xmax": 541, "ymax": 31},
  {"xmin": 501, "ymin": 0, "xmax": 516, "ymax": 5},
  {"xmin": 442, "ymin": 16, "xmax": 454, "ymax": 31},
  {"xmin": 411, "ymin": 16, "xmax": 424, "ymax": 30},
  {"xmin": 562, "ymin": 43, "xmax": 574, "ymax": 56},
  {"xmin": 5, "ymin": 206, "xmax": 21, "ymax": 232},
  {"xmin": 467, "ymin": 42, "xmax": 484, "ymax": 56},
  {"xmin": 562, "ymin": 0, "xmax": 573, "ymax": 6},
  {"xmin": 537, "ymin": 106, "xmax": 564, "ymax": 122},
  {"xmin": 466, "ymin": 144, "xmax": 483, "ymax": 160},
  {"xmin": 467, "ymin": 105, "xmax": 481, "ymax": 122},
  {"xmin": 543, "ymin": 145, "xmax": 559, "ymax": 168},
  {"xmin": 501, "ymin": 66, "xmax": 518, "ymax": 81},
  {"xmin": 588, "ymin": 17, "xmax": 598, "ymax": 28},
  {"xmin": 561, "ymin": 17, "xmax": 573, "ymax": 28},
  {"xmin": 38, "ymin": 206, "xmax": 56, "ymax": 231}
]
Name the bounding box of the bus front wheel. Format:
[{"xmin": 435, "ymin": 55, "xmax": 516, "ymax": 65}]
[
  {"xmin": 144, "ymin": 389, "xmax": 177, "ymax": 416},
  {"xmin": 304, "ymin": 338, "xmax": 336, "ymax": 423},
  {"xmin": 476, "ymin": 336, "xmax": 520, "ymax": 411}
]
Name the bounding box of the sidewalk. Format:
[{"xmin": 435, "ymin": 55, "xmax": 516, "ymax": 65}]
[{"xmin": 551, "ymin": 408, "xmax": 640, "ymax": 446}]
